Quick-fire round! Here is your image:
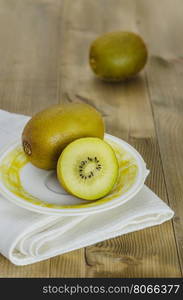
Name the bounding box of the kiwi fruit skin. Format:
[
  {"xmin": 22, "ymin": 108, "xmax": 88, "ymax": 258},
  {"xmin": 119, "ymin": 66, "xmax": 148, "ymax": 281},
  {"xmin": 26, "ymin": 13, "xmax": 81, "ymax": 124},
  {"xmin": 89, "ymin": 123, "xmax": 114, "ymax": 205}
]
[
  {"xmin": 57, "ymin": 137, "xmax": 119, "ymax": 200},
  {"xmin": 89, "ymin": 31, "xmax": 148, "ymax": 81},
  {"xmin": 22, "ymin": 103, "xmax": 105, "ymax": 170}
]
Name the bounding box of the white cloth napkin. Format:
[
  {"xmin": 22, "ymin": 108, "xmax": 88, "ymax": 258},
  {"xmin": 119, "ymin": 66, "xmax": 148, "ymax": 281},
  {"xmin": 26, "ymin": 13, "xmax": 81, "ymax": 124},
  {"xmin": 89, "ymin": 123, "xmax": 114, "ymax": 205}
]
[{"xmin": 0, "ymin": 110, "xmax": 174, "ymax": 265}]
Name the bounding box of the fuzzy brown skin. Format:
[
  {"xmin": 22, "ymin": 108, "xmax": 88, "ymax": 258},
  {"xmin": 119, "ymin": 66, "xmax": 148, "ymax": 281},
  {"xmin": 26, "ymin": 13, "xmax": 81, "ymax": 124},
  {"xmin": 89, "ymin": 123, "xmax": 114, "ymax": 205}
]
[
  {"xmin": 22, "ymin": 103, "xmax": 105, "ymax": 170},
  {"xmin": 89, "ymin": 31, "xmax": 148, "ymax": 81}
]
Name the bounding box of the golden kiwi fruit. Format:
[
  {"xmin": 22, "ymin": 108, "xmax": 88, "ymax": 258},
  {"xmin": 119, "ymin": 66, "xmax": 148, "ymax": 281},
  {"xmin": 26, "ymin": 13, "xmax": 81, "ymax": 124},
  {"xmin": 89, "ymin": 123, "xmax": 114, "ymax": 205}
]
[
  {"xmin": 57, "ymin": 137, "xmax": 119, "ymax": 200},
  {"xmin": 89, "ymin": 31, "xmax": 148, "ymax": 81},
  {"xmin": 22, "ymin": 103, "xmax": 104, "ymax": 170}
]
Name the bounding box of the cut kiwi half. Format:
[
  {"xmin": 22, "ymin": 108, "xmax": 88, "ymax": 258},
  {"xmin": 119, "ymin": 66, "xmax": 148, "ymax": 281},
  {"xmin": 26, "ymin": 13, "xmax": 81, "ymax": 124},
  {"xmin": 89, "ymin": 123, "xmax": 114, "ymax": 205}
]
[{"xmin": 57, "ymin": 137, "xmax": 119, "ymax": 200}]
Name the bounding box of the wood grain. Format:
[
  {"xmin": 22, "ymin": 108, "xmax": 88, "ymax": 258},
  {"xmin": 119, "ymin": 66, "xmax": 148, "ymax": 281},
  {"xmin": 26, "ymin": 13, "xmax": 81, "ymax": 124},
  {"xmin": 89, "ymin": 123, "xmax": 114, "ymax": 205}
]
[
  {"xmin": 0, "ymin": 256, "xmax": 50, "ymax": 278},
  {"xmin": 0, "ymin": 0, "xmax": 61, "ymax": 81},
  {"xmin": 0, "ymin": 0, "xmax": 61, "ymax": 277},
  {"xmin": 145, "ymin": 57, "xmax": 183, "ymax": 273},
  {"xmin": 137, "ymin": 0, "xmax": 183, "ymax": 276},
  {"xmin": 136, "ymin": 0, "xmax": 183, "ymax": 58},
  {"xmin": 0, "ymin": 0, "xmax": 182, "ymax": 277},
  {"xmin": 50, "ymin": 249, "xmax": 86, "ymax": 278},
  {"xmin": 85, "ymin": 223, "xmax": 179, "ymax": 278}
]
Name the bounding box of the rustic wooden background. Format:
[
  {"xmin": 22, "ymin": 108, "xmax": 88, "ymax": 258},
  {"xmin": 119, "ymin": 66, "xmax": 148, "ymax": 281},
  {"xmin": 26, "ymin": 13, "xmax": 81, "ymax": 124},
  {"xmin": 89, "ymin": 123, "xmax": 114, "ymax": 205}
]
[{"xmin": 0, "ymin": 0, "xmax": 183, "ymax": 278}]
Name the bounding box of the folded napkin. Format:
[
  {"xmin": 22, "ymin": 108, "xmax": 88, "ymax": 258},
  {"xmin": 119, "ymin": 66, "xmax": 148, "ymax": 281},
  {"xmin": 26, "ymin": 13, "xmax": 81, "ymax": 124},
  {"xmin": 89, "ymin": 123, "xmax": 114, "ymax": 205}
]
[{"xmin": 0, "ymin": 110, "xmax": 174, "ymax": 265}]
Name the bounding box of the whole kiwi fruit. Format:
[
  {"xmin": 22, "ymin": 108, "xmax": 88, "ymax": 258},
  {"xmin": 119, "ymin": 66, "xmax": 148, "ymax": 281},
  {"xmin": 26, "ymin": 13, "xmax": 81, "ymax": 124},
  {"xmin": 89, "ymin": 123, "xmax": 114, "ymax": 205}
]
[
  {"xmin": 22, "ymin": 103, "xmax": 104, "ymax": 170},
  {"xmin": 89, "ymin": 31, "xmax": 148, "ymax": 81}
]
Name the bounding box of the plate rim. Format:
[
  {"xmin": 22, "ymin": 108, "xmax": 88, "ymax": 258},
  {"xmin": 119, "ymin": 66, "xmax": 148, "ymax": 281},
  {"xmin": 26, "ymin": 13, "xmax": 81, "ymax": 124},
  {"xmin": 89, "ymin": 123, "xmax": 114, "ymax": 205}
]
[{"xmin": 0, "ymin": 134, "xmax": 149, "ymax": 215}]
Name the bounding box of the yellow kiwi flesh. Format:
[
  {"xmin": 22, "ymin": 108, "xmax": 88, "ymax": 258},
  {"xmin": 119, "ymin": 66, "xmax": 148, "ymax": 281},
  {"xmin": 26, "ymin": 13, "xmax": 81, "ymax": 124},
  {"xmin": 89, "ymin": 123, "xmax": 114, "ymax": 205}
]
[
  {"xmin": 57, "ymin": 137, "xmax": 119, "ymax": 200},
  {"xmin": 89, "ymin": 31, "xmax": 148, "ymax": 81},
  {"xmin": 22, "ymin": 103, "xmax": 104, "ymax": 170}
]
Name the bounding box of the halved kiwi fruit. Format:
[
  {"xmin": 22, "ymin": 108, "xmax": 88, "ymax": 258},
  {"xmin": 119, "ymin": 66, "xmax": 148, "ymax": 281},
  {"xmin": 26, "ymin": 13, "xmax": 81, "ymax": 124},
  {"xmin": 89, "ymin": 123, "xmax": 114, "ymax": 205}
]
[{"xmin": 57, "ymin": 137, "xmax": 119, "ymax": 200}]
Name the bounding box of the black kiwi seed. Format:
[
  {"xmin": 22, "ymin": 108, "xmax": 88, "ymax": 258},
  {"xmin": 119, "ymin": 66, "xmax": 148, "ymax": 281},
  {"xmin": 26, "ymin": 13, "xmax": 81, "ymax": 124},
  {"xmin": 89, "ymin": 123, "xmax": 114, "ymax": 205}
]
[{"xmin": 79, "ymin": 157, "xmax": 102, "ymax": 179}]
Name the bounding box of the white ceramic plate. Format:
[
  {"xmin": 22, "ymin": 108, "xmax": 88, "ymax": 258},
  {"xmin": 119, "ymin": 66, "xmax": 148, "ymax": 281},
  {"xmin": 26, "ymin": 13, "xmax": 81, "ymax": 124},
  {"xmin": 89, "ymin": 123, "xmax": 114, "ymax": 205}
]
[{"xmin": 0, "ymin": 134, "xmax": 149, "ymax": 216}]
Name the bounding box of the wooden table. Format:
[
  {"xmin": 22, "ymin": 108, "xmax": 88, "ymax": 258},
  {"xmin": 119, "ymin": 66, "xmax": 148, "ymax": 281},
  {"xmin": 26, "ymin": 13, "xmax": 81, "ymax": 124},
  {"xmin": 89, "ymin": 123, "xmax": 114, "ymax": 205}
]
[{"xmin": 0, "ymin": 0, "xmax": 182, "ymax": 278}]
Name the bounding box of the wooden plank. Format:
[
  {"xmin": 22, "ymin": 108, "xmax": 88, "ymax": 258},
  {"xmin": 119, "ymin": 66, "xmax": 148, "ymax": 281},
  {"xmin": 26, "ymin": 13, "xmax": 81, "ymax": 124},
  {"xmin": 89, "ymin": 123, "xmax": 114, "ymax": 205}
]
[
  {"xmin": 0, "ymin": 80, "xmax": 58, "ymax": 115},
  {"xmin": 52, "ymin": 0, "xmax": 181, "ymax": 277},
  {"xmin": 0, "ymin": 256, "xmax": 50, "ymax": 278},
  {"xmin": 85, "ymin": 222, "xmax": 179, "ymax": 278},
  {"xmin": 50, "ymin": 249, "xmax": 86, "ymax": 278},
  {"xmin": 136, "ymin": 0, "xmax": 183, "ymax": 58},
  {"xmin": 0, "ymin": 0, "xmax": 61, "ymax": 277},
  {"xmin": 136, "ymin": 0, "xmax": 183, "ymax": 275},
  {"xmin": 145, "ymin": 57, "xmax": 183, "ymax": 275},
  {"xmin": 0, "ymin": 0, "xmax": 61, "ymax": 81}
]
